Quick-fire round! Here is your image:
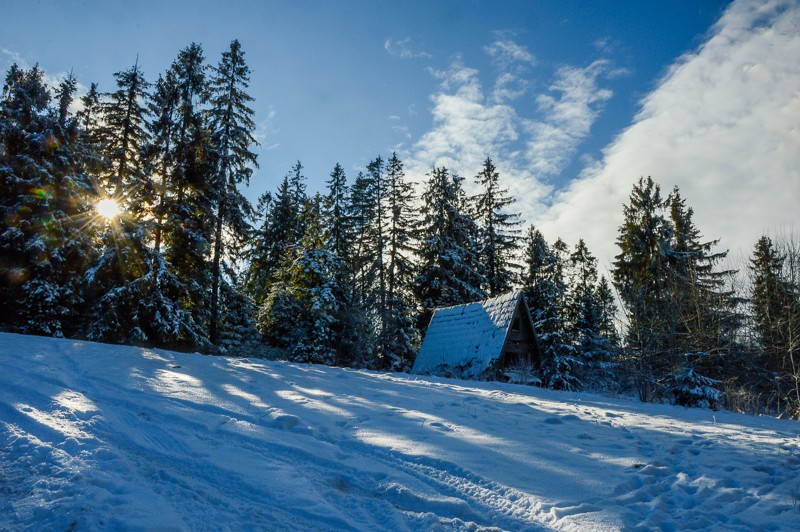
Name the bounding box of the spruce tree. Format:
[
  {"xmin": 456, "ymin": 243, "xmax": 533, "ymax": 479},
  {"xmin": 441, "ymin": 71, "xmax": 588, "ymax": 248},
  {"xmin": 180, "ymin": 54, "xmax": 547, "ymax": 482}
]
[
  {"xmin": 613, "ymin": 178, "xmax": 735, "ymax": 403},
  {"xmin": 565, "ymin": 240, "xmax": 619, "ymax": 387},
  {"xmin": 0, "ymin": 65, "xmax": 96, "ymax": 336},
  {"xmin": 247, "ymin": 173, "xmax": 301, "ymax": 311},
  {"xmin": 243, "ymin": 190, "xmax": 273, "ymax": 305},
  {"xmin": 325, "ymin": 162, "xmax": 350, "ymax": 260},
  {"xmin": 520, "ymin": 227, "xmax": 578, "ymax": 390},
  {"xmin": 749, "ymin": 235, "xmax": 800, "ymax": 414},
  {"xmin": 612, "ymin": 177, "xmax": 672, "ymax": 399},
  {"xmin": 207, "ymin": 39, "xmax": 258, "ymax": 345},
  {"xmin": 76, "ymin": 82, "xmax": 101, "ymax": 132},
  {"xmin": 414, "ymin": 166, "xmax": 485, "ymax": 327},
  {"xmin": 288, "ymin": 160, "xmax": 307, "ymax": 238},
  {"xmin": 322, "ymin": 162, "xmax": 371, "ymax": 367},
  {"xmin": 163, "ymin": 43, "xmax": 215, "ymax": 343},
  {"xmin": 378, "ymin": 153, "xmax": 418, "ymax": 370},
  {"xmin": 53, "ymin": 71, "xmax": 77, "ymax": 128},
  {"xmin": 82, "ymin": 57, "xmax": 210, "ymax": 351},
  {"xmin": 146, "ymin": 71, "xmax": 180, "ymax": 254},
  {"xmin": 474, "ymin": 157, "xmax": 520, "ymax": 296},
  {"xmin": 663, "ymin": 187, "xmax": 737, "ymax": 404},
  {"xmin": 260, "ymin": 194, "xmax": 348, "ymax": 365},
  {"xmin": 97, "ymin": 59, "xmax": 151, "ymax": 209},
  {"xmin": 348, "ymin": 169, "xmax": 379, "ymax": 305}
]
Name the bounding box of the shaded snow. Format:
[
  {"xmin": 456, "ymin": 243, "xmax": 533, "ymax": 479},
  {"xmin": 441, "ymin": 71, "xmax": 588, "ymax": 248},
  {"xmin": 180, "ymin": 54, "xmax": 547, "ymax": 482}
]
[{"xmin": 1, "ymin": 332, "xmax": 799, "ymax": 530}]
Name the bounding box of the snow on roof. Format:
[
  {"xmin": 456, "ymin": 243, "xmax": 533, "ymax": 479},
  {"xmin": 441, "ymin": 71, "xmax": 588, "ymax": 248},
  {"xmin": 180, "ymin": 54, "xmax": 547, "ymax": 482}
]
[{"xmin": 411, "ymin": 291, "xmax": 523, "ymax": 379}]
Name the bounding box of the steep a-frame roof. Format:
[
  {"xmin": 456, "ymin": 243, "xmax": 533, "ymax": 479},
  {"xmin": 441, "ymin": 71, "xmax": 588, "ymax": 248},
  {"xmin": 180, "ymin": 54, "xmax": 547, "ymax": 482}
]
[{"xmin": 411, "ymin": 291, "xmax": 533, "ymax": 379}]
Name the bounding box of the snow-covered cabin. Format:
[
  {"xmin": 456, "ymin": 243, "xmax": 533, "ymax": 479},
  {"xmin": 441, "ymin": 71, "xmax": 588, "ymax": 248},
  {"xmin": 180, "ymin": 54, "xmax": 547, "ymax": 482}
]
[{"xmin": 411, "ymin": 291, "xmax": 541, "ymax": 381}]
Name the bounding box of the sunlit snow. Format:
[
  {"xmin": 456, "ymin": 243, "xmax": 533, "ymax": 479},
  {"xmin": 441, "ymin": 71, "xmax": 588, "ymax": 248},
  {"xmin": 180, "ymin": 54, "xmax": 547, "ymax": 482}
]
[{"xmin": 1, "ymin": 333, "xmax": 799, "ymax": 530}]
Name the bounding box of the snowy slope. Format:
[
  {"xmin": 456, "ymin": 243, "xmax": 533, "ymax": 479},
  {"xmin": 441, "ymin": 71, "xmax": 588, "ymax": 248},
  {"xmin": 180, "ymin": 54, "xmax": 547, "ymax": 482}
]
[{"xmin": 1, "ymin": 333, "xmax": 799, "ymax": 531}]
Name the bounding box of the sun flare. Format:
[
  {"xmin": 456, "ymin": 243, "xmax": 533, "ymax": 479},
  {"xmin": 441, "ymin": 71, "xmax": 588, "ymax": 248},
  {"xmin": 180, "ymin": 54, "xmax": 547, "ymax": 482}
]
[{"xmin": 95, "ymin": 198, "xmax": 121, "ymax": 220}]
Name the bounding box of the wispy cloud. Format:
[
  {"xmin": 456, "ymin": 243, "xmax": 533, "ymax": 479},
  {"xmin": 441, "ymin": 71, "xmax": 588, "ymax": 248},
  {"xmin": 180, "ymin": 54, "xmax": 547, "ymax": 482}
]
[
  {"xmin": 1, "ymin": 47, "xmax": 27, "ymax": 69},
  {"xmin": 491, "ymin": 71, "xmax": 529, "ymax": 103},
  {"xmin": 384, "ymin": 37, "xmax": 432, "ymax": 60},
  {"xmin": 525, "ymin": 60, "xmax": 614, "ymax": 176},
  {"xmin": 485, "ymin": 38, "xmax": 537, "ymax": 104},
  {"xmin": 485, "ymin": 39, "xmax": 537, "ymax": 69},
  {"xmin": 256, "ymin": 106, "xmax": 280, "ymax": 150},
  {"xmin": 537, "ymin": 0, "xmax": 800, "ymax": 271},
  {"xmin": 411, "ymin": 59, "xmax": 518, "ymax": 174},
  {"xmin": 405, "ymin": 41, "xmax": 615, "ymax": 224}
]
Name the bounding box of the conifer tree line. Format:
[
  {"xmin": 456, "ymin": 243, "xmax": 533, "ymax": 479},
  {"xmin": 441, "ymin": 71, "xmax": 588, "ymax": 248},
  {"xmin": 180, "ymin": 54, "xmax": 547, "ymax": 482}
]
[{"xmin": 1, "ymin": 44, "xmax": 797, "ymax": 416}]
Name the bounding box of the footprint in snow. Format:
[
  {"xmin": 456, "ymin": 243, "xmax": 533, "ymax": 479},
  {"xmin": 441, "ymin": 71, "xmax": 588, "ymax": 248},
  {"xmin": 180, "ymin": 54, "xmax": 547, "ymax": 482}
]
[
  {"xmin": 752, "ymin": 464, "xmax": 774, "ymax": 475},
  {"xmin": 271, "ymin": 413, "xmax": 301, "ymax": 430}
]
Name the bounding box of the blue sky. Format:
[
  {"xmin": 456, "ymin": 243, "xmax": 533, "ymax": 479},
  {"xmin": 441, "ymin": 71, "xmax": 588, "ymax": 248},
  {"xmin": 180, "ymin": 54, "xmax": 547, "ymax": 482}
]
[{"xmin": 3, "ymin": 0, "xmax": 798, "ymax": 270}]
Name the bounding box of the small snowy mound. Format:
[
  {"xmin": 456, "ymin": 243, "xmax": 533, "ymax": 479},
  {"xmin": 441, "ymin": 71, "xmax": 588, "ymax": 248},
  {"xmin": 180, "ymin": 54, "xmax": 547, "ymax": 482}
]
[{"xmin": 1, "ymin": 333, "xmax": 799, "ymax": 530}]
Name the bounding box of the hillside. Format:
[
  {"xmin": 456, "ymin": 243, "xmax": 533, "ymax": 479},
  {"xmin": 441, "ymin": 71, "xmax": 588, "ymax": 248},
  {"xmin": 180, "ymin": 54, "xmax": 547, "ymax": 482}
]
[{"xmin": 1, "ymin": 332, "xmax": 798, "ymax": 530}]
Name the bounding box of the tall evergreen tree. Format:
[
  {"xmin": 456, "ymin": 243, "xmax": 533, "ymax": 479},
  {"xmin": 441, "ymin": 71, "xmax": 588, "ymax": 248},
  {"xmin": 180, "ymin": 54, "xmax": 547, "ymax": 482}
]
[
  {"xmin": 414, "ymin": 166, "xmax": 485, "ymax": 327},
  {"xmin": 53, "ymin": 71, "xmax": 77, "ymax": 128},
  {"xmin": 207, "ymin": 39, "xmax": 258, "ymax": 345},
  {"xmin": 749, "ymin": 235, "xmax": 800, "ymax": 411},
  {"xmin": 260, "ymin": 194, "xmax": 348, "ymax": 364},
  {"xmin": 565, "ymin": 240, "xmax": 618, "ymax": 386},
  {"xmin": 612, "ymin": 177, "xmax": 672, "ymax": 400},
  {"xmin": 664, "ymin": 187, "xmax": 737, "ymax": 404},
  {"xmin": 324, "ymin": 162, "xmax": 350, "ymax": 260},
  {"xmin": 243, "ymin": 190, "xmax": 272, "ymax": 304},
  {"xmin": 321, "ymin": 163, "xmax": 372, "ymax": 367},
  {"xmin": 0, "ymin": 65, "xmax": 96, "ymax": 336},
  {"xmin": 247, "ymin": 172, "xmax": 303, "ymax": 312},
  {"xmin": 520, "ymin": 227, "xmax": 578, "ymax": 390},
  {"xmin": 82, "ymin": 58, "xmax": 210, "ymax": 351},
  {"xmin": 613, "ymin": 178, "xmax": 734, "ymax": 403},
  {"xmin": 146, "ymin": 71, "xmax": 180, "ymax": 253},
  {"xmin": 366, "ymin": 156, "xmax": 387, "ymax": 317},
  {"xmin": 378, "ymin": 152, "xmax": 418, "ymax": 370},
  {"xmin": 288, "ymin": 160, "xmax": 307, "ymax": 238},
  {"xmin": 162, "ymin": 43, "xmax": 216, "ymax": 342},
  {"xmin": 348, "ymin": 169, "xmax": 379, "ymax": 304},
  {"xmin": 76, "ymin": 82, "xmax": 101, "ymax": 133},
  {"xmin": 98, "ymin": 59, "xmax": 152, "ymax": 213},
  {"xmin": 474, "ymin": 157, "xmax": 520, "ymax": 296}
]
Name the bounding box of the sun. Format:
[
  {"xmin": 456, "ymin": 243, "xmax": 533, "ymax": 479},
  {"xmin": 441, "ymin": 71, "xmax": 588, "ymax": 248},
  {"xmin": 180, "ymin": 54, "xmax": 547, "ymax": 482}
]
[{"xmin": 95, "ymin": 198, "xmax": 121, "ymax": 220}]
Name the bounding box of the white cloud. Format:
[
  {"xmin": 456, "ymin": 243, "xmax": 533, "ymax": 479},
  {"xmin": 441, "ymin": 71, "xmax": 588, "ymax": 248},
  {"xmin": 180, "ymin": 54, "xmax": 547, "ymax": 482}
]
[
  {"xmin": 410, "ymin": 61, "xmax": 519, "ymax": 174},
  {"xmin": 485, "ymin": 39, "xmax": 537, "ymax": 104},
  {"xmin": 485, "ymin": 39, "xmax": 537, "ymax": 69},
  {"xmin": 405, "ymin": 41, "xmax": 617, "ymax": 226},
  {"xmin": 384, "ymin": 37, "xmax": 432, "ymax": 60},
  {"xmin": 256, "ymin": 106, "xmax": 279, "ymax": 150},
  {"xmin": 525, "ymin": 60, "xmax": 614, "ymax": 176},
  {"xmin": 491, "ymin": 71, "xmax": 530, "ymax": 103},
  {"xmin": 536, "ymin": 0, "xmax": 800, "ymax": 273}
]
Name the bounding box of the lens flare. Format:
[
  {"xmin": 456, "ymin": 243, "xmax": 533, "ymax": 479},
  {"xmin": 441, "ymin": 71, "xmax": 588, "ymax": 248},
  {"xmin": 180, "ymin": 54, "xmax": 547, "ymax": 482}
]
[{"xmin": 96, "ymin": 198, "xmax": 121, "ymax": 220}]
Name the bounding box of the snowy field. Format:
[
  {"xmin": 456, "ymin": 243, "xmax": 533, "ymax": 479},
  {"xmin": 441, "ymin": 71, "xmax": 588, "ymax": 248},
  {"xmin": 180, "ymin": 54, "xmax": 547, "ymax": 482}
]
[{"xmin": 1, "ymin": 333, "xmax": 799, "ymax": 531}]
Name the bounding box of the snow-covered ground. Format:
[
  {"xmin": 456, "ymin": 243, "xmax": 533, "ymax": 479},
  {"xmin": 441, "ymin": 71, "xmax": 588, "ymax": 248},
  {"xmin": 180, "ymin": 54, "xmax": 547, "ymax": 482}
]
[{"xmin": 1, "ymin": 333, "xmax": 799, "ymax": 531}]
